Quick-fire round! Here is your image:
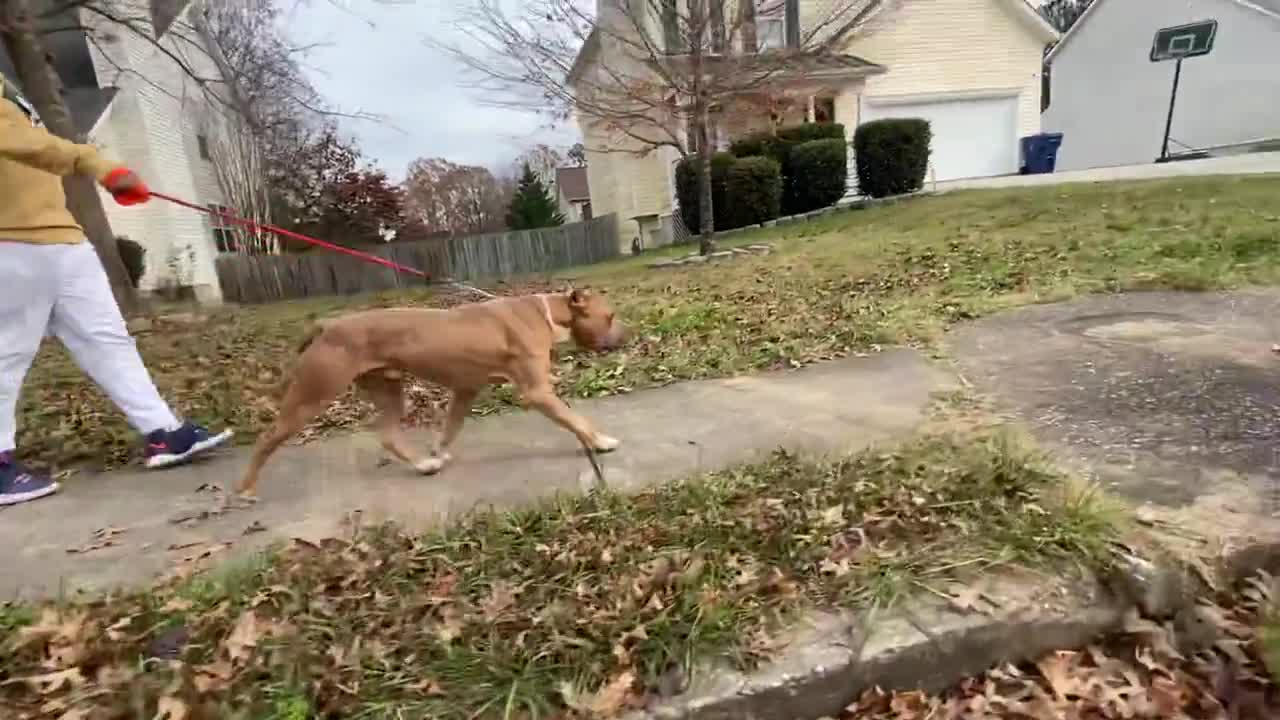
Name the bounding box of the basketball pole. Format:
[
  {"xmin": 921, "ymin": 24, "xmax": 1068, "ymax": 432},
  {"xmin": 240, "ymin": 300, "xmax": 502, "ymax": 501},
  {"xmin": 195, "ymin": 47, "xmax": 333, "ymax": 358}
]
[{"xmin": 1159, "ymin": 56, "xmax": 1184, "ymax": 162}]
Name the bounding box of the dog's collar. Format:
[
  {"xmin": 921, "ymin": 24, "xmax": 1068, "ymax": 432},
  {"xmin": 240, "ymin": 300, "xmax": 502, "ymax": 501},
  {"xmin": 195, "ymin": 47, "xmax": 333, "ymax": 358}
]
[{"xmin": 538, "ymin": 294, "xmax": 572, "ymax": 343}]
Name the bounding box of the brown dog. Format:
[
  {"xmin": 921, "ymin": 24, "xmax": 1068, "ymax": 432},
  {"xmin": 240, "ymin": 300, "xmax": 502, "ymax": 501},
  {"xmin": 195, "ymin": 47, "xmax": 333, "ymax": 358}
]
[{"xmin": 235, "ymin": 289, "xmax": 627, "ymax": 497}]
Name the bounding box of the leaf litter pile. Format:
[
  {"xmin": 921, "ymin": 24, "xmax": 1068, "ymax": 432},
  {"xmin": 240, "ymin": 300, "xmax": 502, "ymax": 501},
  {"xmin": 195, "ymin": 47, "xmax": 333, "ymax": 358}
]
[
  {"xmin": 20, "ymin": 177, "xmax": 1280, "ymax": 474},
  {"xmin": 842, "ymin": 573, "xmax": 1280, "ymax": 719},
  {"xmin": 2, "ymin": 432, "xmax": 1119, "ymax": 719}
]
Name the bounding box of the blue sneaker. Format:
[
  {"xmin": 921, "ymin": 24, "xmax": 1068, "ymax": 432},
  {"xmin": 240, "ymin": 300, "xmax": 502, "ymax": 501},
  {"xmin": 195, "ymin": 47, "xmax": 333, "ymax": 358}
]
[
  {"xmin": 143, "ymin": 422, "xmax": 234, "ymax": 469},
  {"xmin": 0, "ymin": 452, "xmax": 60, "ymax": 506}
]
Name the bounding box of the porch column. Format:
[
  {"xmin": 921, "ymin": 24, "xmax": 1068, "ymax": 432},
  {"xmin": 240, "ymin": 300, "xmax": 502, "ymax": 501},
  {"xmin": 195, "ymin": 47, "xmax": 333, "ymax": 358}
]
[{"xmin": 806, "ymin": 95, "xmax": 816, "ymax": 123}]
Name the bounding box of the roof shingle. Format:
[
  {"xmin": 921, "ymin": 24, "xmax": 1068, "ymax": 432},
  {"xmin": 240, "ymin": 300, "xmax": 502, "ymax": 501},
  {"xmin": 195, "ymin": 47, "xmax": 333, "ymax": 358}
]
[{"xmin": 556, "ymin": 166, "xmax": 590, "ymax": 201}]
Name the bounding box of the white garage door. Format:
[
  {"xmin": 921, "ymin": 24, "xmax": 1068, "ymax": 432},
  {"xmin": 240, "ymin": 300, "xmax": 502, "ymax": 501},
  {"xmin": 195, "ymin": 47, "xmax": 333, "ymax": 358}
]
[{"xmin": 860, "ymin": 95, "xmax": 1020, "ymax": 182}]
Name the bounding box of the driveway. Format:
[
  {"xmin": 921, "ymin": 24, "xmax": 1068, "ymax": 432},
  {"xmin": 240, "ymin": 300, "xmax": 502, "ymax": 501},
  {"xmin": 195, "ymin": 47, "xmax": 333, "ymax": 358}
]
[
  {"xmin": 933, "ymin": 151, "xmax": 1280, "ymax": 192},
  {"xmin": 947, "ymin": 290, "xmax": 1280, "ymax": 515}
]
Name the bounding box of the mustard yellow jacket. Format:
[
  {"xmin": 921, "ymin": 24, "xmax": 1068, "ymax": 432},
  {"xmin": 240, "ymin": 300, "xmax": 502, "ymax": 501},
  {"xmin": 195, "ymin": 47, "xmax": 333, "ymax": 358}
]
[{"xmin": 1, "ymin": 76, "xmax": 119, "ymax": 244}]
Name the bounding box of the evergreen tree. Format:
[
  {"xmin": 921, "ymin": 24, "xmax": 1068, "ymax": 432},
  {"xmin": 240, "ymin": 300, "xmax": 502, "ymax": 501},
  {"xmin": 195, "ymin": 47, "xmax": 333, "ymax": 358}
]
[{"xmin": 505, "ymin": 163, "xmax": 565, "ymax": 230}]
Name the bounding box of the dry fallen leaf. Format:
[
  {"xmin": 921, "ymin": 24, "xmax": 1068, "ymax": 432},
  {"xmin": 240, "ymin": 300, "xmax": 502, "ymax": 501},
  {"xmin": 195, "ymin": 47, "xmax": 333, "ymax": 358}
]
[
  {"xmin": 65, "ymin": 527, "xmax": 127, "ymax": 554},
  {"xmin": 224, "ymin": 611, "xmax": 261, "ymax": 665},
  {"xmin": 1036, "ymin": 651, "xmax": 1083, "ymax": 701},
  {"xmin": 193, "ymin": 660, "xmax": 235, "ymax": 693},
  {"xmin": 561, "ymin": 670, "xmax": 637, "ymax": 717},
  {"xmin": 434, "ymin": 604, "xmax": 465, "ymax": 644},
  {"xmin": 154, "ymin": 695, "xmax": 190, "ymax": 720},
  {"xmin": 945, "ymin": 583, "xmax": 990, "ymax": 614},
  {"xmin": 481, "ymin": 581, "xmax": 517, "ymax": 621},
  {"xmin": 10, "ymin": 668, "xmax": 86, "ymax": 695},
  {"xmin": 161, "ymin": 597, "xmax": 195, "ymax": 613},
  {"xmin": 407, "ymin": 678, "xmax": 446, "ymax": 696}
]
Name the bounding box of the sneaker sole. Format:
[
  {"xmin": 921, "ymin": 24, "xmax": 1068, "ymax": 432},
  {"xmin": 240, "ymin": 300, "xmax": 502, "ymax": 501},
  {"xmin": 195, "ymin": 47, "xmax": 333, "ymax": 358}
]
[
  {"xmin": 0, "ymin": 481, "xmax": 61, "ymax": 506},
  {"xmin": 145, "ymin": 430, "xmax": 236, "ymax": 469}
]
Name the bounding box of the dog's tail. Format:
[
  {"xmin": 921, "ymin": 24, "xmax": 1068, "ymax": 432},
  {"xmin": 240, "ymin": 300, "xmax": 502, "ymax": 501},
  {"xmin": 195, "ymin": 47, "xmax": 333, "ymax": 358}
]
[{"xmin": 296, "ymin": 322, "xmax": 327, "ymax": 355}]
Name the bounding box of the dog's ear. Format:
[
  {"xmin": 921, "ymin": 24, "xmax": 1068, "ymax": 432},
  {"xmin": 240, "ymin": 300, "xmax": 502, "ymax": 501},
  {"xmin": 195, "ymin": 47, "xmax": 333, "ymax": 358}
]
[{"xmin": 568, "ymin": 288, "xmax": 591, "ymax": 310}]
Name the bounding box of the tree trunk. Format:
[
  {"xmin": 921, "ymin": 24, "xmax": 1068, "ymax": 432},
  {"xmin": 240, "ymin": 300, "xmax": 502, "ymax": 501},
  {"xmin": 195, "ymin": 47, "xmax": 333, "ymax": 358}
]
[
  {"xmin": 1, "ymin": 0, "xmax": 139, "ymax": 314},
  {"xmin": 695, "ymin": 100, "xmax": 716, "ymax": 255},
  {"xmin": 689, "ymin": 0, "xmax": 715, "ymax": 255}
]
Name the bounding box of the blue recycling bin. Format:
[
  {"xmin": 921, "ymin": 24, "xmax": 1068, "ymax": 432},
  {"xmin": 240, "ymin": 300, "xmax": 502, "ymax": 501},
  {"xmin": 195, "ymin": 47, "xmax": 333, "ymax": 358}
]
[{"xmin": 1019, "ymin": 133, "xmax": 1064, "ymax": 175}]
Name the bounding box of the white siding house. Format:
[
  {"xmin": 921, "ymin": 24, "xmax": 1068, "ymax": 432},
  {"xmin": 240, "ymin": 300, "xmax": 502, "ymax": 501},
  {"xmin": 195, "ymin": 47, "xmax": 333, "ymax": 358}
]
[
  {"xmin": 0, "ymin": 0, "xmax": 232, "ymax": 304},
  {"xmin": 1041, "ymin": 0, "xmax": 1280, "ymax": 171},
  {"xmin": 83, "ymin": 0, "xmax": 230, "ymax": 303}
]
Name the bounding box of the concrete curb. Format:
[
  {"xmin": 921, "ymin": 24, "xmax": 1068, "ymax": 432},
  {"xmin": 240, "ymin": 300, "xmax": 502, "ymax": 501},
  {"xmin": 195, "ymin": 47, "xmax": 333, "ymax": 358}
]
[
  {"xmin": 629, "ymin": 572, "xmax": 1127, "ymax": 720},
  {"xmin": 629, "ymin": 535, "xmax": 1280, "ymax": 720}
]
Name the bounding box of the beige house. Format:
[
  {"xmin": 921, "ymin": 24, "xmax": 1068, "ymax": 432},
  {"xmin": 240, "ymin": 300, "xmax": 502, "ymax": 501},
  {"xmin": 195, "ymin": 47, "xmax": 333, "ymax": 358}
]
[
  {"xmin": 555, "ymin": 166, "xmax": 594, "ymax": 222},
  {"xmin": 569, "ymin": 0, "xmax": 1059, "ymax": 250}
]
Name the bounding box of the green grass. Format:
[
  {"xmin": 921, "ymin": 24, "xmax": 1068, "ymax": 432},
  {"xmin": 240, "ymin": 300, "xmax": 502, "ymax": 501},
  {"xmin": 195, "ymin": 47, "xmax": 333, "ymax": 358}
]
[
  {"xmin": 0, "ymin": 429, "xmax": 1119, "ymax": 719},
  {"xmin": 17, "ymin": 174, "xmax": 1280, "ymax": 471}
]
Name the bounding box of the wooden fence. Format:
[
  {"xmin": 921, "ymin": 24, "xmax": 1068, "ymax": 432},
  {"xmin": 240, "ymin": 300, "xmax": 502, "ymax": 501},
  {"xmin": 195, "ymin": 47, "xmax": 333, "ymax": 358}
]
[{"xmin": 215, "ymin": 213, "xmax": 620, "ymax": 304}]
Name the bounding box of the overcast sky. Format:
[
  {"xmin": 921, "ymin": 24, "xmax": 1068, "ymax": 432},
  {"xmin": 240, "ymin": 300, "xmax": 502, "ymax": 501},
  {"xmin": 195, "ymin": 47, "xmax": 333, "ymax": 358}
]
[{"xmin": 290, "ymin": 1, "xmax": 579, "ymax": 181}]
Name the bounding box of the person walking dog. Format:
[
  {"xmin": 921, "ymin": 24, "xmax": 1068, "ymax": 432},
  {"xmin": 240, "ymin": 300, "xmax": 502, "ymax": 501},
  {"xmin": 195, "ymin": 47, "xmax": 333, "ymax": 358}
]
[{"xmin": 0, "ymin": 72, "xmax": 232, "ymax": 507}]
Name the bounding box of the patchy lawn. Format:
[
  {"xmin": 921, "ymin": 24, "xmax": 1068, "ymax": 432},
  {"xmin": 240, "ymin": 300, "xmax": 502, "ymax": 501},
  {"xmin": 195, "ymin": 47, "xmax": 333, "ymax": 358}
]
[
  {"xmin": 18, "ymin": 174, "xmax": 1280, "ymax": 471},
  {"xmin": 0, "ymin": 430, "xmax": 1119, "ymax": 719}
]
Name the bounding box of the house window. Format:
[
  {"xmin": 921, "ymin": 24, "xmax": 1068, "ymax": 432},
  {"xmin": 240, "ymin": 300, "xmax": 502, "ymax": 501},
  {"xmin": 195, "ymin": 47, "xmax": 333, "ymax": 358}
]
[
  {"xmin": 814, "ymin": 97, "xmax": 836, "ymax": 123},
  {"xmin": 685, "ymin": 116, "xmax": 725, "ymax": 153},
  {"xmin": 662, "ymin": 0, "xmax": 680, "ymax": 53},
  {"xmin": 196, "ymin": 134, "xmax": 210, "ymax": 161},
  {"xmin": 757, "ymin": 0, "xmax": 786, "ymax": 50},
  {"xmin": 209, "ymin": 204, "xmax": 237, "ymax": 253}
]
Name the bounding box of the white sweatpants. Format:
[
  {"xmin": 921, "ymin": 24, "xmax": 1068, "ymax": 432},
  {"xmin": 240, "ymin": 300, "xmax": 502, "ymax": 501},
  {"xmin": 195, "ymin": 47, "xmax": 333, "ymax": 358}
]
[{"xmin": 0, "ymin": 240, "xmax": 180, "ymax": 452}]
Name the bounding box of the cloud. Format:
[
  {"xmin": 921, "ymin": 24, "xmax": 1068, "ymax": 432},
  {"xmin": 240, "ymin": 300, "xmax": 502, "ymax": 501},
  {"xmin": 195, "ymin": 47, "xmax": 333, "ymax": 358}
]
[{"xmin": 290, "ymin": 1, "xmax": 579, "ymax": 181}]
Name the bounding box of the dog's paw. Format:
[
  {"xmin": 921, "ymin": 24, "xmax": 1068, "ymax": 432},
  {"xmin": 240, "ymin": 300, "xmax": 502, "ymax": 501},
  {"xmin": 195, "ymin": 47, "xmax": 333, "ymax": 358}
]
[
  {"xmin": 229, "ymin": 491, "xmax": 258, "ymax": 507},
  {"xmin": 592, "ymin": 434, "xmax": 620, "ymax": 453},
  {"xmin": 415, "ymin": 456, "xmax": 446, "ymax": 475}
]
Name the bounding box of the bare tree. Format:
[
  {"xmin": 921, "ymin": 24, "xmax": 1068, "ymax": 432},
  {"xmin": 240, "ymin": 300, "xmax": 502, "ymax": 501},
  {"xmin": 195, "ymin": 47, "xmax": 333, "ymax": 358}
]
[
  {"xmin": 438, "ymin": 0, "xmax": 892, "ymax": 254},
  {"xmin": 513, "ymin": 142, "xmax": 566, "ymax": 189},
  {"xmin": 403, "ymin": 157, "xmax": 510, "ymax": 236}
]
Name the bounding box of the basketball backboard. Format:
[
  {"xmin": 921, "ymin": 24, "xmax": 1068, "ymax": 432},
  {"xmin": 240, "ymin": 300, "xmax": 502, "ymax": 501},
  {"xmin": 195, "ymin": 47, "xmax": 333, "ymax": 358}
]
[{"xmin": 1150, "ymin": 20, "xmax": 1217, "ymax": 62}]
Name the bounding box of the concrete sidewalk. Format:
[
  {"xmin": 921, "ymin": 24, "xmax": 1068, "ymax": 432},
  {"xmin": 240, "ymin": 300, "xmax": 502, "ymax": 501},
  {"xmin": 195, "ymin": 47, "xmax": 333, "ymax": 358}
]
[{"xmin": 0, "ymin": 350, "xmax": 954, "ymax": 601}]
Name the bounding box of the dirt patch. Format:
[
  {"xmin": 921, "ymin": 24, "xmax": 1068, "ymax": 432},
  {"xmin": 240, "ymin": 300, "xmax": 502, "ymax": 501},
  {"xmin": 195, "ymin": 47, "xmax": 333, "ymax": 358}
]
[{"xmin": 947, "ymin": 290, "xmax": 1280, "ymax": 510}]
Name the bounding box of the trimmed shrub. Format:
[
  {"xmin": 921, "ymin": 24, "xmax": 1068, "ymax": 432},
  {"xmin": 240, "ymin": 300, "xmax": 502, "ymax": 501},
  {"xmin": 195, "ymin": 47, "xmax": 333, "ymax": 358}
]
[
  {"xmin": 853, "ymin": 118, "xmax": 932, "ymax": 199},
  {"xmin": 729, "ymin": 122, "xmax": 845, "ymax": 160},
  {"xmin": 117, "ymin": 236, "xmax": 146, "ymax": 288},
  {"xmin": 730, "ymin": 122, "xmax": 846, "ymax": 215},
  {"xmin": 675, "ymin": 151, "xmax": 736, "ymax": 233},
  {"xmin": 789, "ymin": 138, "xmax": 848, "ymax": 213},
  {"xmin": 723, "ymin": 156, "xmax": 781, "ymax": 229}
]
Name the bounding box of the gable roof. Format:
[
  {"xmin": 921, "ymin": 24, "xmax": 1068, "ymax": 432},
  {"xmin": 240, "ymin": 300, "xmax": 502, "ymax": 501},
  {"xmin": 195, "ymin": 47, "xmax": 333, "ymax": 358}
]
[
  {"xmin": 1046, "ymin": 0, "xmax": 1280, "ymax": 64},
  {"xmin": 571, "ymin": 0, "xmax": 1057, "ymax": 84},
  {"xmin": 1003, "ymin": 0, "xmax": 1061, "ymax": 43},
  {"xmin": 0, "ymin": 48, "xmax": 116, "ymax": 137},
  {"xmin": 556, "ymin": 166, "xmax": 590, "ymax": 201}
]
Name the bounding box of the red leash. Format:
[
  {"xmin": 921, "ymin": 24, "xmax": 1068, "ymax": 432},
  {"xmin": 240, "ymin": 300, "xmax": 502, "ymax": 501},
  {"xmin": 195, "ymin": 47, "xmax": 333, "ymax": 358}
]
[{"xmin": 150, "ymin": 191, "xmax": 430, "ymax": 278}]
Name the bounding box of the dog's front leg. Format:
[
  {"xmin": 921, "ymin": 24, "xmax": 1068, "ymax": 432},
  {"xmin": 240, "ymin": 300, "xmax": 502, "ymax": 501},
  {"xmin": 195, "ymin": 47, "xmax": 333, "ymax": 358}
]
[{"xmin": 522, "ymin": 385, "xmax": 620, "ymax": 453}]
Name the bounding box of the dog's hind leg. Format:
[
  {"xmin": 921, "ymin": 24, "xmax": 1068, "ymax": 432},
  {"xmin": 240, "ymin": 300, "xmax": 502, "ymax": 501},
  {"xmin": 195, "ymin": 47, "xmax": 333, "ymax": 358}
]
[
  {"xmin": 431, "ymin": 387, "xmax": 478, "ymax": 461},
  {"xmin": 235, "ymin": 347, "xmax": 359, "ymax": 498},
  {"xmin": 359, "ymin": 371, "xmax": 433, "ymax": 473}
]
